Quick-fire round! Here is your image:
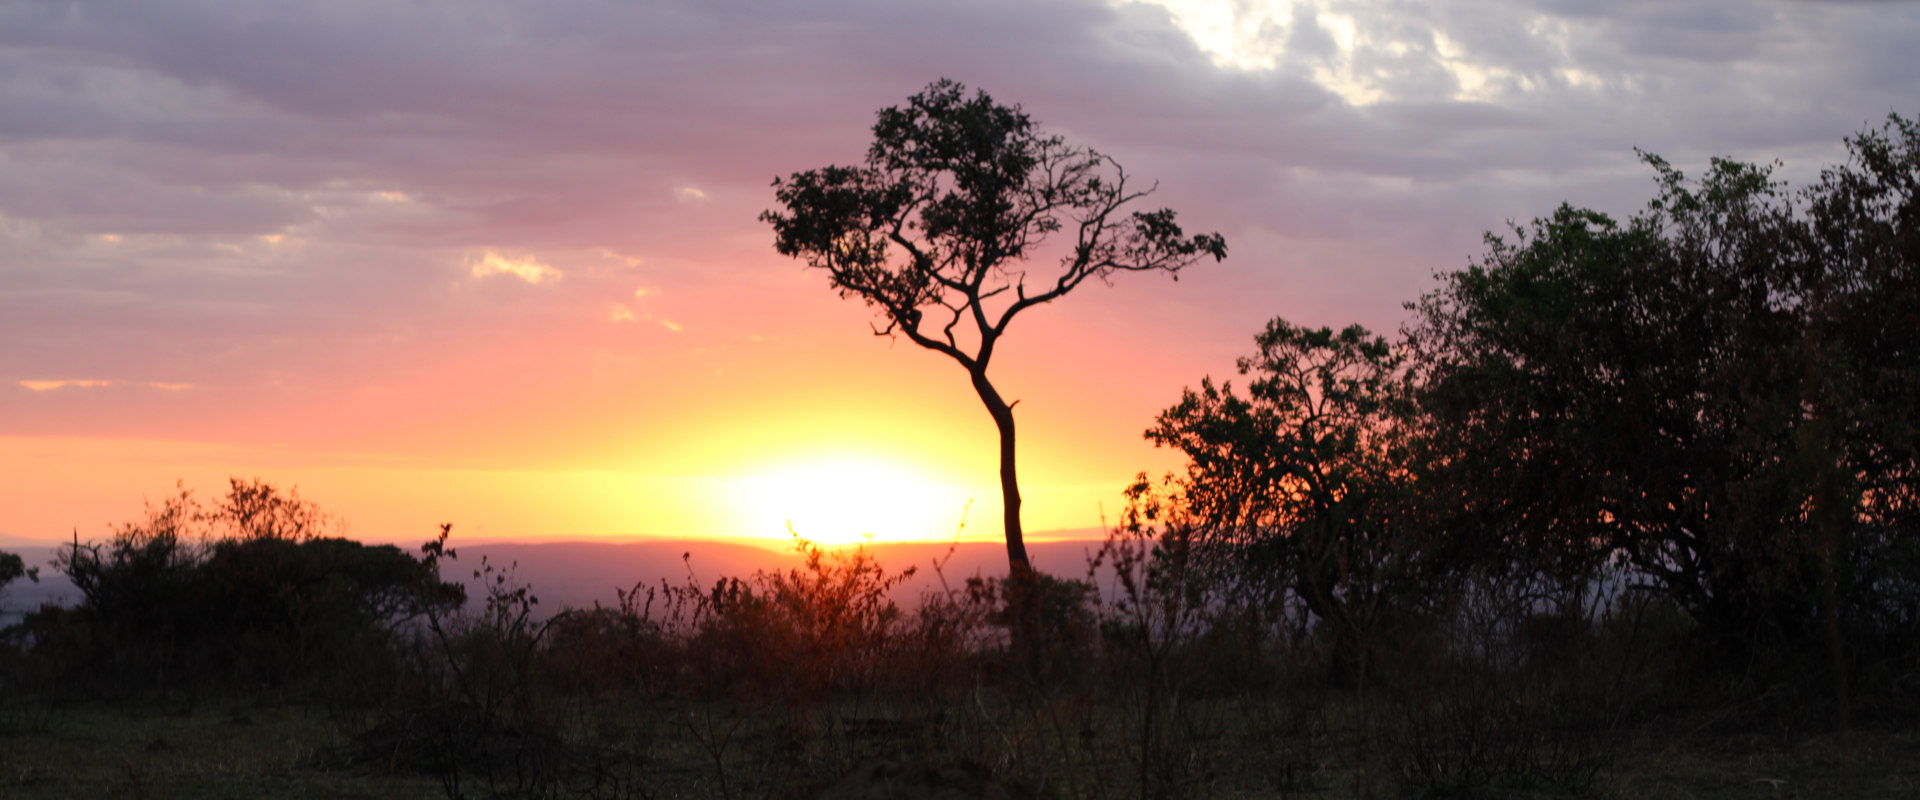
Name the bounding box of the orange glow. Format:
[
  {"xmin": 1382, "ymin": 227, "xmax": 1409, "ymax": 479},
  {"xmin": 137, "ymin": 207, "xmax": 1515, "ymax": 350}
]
[
  {"xmin": 0, "ymin": 426, "xmax": 1153, "ymax": 549},
  {"xmin": 727, "ymin": 453, "xmax": 976, "ymax": 545},
  {"xmin": 2, "ymin": 282, "xmax": 1200, "ymax": 549}
]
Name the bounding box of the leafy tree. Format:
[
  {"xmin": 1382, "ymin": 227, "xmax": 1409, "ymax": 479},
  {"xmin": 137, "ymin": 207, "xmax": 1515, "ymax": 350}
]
[
  {"xmin": 201, "ymin": 535, "xmax": 465, "ymax": 682},
  {"xmin": 762, "ymin": 79, "xmax": 1226, "ymax": 578},
  {"xmin": 1409, "ymin": 115, "xmax": 1920, "ymax": 691},
  {"xmin": 49, "ymin": 479, "xmax": 462, "ymax": 690},
  {"xmin": 1141, "ymin": 319, "xmax": 1426, "ymax": 681}
]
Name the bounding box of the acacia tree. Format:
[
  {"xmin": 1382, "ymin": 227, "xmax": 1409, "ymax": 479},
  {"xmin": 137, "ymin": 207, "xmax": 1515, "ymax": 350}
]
[{"xmin": 761, "ymin": 79, "xmax": 1226, "ymax": 577}]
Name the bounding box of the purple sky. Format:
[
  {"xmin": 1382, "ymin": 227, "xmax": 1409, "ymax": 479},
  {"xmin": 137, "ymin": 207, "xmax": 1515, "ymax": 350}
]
[{"xmin": 2, "ymin": 0, "xmax": 1916, "ymax": 544}]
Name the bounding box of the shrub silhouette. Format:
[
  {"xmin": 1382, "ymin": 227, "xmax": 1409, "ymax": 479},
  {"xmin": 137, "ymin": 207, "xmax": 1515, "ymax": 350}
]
[
  {"xmin": 202, "ymin": 534, "xmax": 464, "ymax": 685},
  {"xmin": 41, "ymin": 479, "xmax": 462, "ymax": 695},
  {"xmin": 666, "ymin": 535, "xmax": 919, "ymax": 702}
]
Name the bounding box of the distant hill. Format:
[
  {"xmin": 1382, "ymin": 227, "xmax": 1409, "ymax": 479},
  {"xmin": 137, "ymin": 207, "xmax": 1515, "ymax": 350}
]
[
  {"xmin": 0, "ymin": 535, "xmax": 1124, "ymax": 626},
  {"xmin": 454, "ymin": 538, "xmax": 1114, "ymax": 614},
  {"xmin": 0, "ymin": 533, "xmax": 67, "ymax": 548},
  {"xmin": 0, "ymin": 546, "xmax": 77, "ymax": 624}
]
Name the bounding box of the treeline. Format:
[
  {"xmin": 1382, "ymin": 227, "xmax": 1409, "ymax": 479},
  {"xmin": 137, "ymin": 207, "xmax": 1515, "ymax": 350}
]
[
  {"xmin": 0, "ymin": 116, "xmax": 1914, "ymax": 799},
  {"xmin": 1134, "ymin": 114, "xmax": 1920, "ymax": 714},
  {"xmin": 2, "ymin": 479, "xmax": 464, "ymax": 699}
]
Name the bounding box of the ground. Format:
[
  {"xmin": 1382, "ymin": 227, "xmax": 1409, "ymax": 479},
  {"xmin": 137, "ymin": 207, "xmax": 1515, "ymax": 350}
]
[{"xmin": 3, "ymin": 698, "xmax": 1913, "ymax": 799}]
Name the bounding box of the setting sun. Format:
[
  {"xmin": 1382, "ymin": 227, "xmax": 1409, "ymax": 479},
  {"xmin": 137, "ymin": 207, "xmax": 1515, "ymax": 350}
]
[{"xmin": 727, "ymin": 455, "xmax": 978, "ymax": 545}]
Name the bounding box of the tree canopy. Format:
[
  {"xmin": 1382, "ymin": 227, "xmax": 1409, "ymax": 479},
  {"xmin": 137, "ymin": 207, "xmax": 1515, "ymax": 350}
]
[
  {"xmin": 1140, "ymin": 114, "xmax": 1919, "ymax": 698},
  {"xmin": 1140, "ymin": 319, "xmax": 1429, "ymax": 681},
  {"xmin": 762, "ymin": 79, "xmax": 1225, "ymax": 576},
  {"xmin": 1408, "ymin": 114, "xmax": 1920, "ymax": 662}
]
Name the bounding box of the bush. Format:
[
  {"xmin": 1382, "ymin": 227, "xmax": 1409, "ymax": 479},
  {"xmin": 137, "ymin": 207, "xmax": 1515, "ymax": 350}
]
[
  {"xmin": 38, "ymin": 479, "xmax": 462, "ymax": 696},
  {"xmin": 665, "ymin": 535, "xmax": 919, "ymax": 702}
]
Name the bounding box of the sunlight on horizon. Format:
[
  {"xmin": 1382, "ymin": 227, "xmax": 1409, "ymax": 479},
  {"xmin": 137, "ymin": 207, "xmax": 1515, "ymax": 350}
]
[
  {"xmin": 0, "ymin": 436, "xmax": 1133, "ymax": 548},
  {"xmin": 726, "ymin": 455, "xmax": 980, "ymax": 546}
]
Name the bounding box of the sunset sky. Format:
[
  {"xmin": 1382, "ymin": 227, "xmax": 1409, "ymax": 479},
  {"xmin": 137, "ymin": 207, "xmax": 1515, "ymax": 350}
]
[{"xmin": 3, "ymin": 0, "xmax": 1916, "ymax": 548}]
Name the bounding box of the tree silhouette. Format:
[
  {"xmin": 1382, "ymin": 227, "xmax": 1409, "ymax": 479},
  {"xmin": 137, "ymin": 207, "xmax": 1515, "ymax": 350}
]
[
  {"xmin": 48, "ymin": 479, "xmax": 463, "ymax": 690},
  {"xmin": 761, "ymin": 79, "xmax": 1226, "ymax": 579},
  {"xmin": 1144, "ymin": 319, "xmax": 1425, "ymax": 682},
  {"xmin": 1408, "ymin": 115, "xmax": 1920, "ymax": 699}
]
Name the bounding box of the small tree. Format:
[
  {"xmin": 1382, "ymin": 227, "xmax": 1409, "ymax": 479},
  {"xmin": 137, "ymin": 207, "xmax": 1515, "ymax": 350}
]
[
  {"xmin": 1143, "ymin": 319, "xmax": 1427, "ymax": 681},
  {"xmin": 761, "ymin": 79, "xmax": 1226, "ymax": 578}
]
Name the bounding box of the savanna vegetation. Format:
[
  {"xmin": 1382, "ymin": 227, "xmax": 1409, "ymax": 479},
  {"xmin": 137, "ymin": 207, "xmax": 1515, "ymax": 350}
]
[{"xmin": 0, "ymin": 97, "xmax": 1915, "ymax": 799}]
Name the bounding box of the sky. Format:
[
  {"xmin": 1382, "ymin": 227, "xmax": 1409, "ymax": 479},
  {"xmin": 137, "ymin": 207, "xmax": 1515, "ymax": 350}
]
[{"xmin": 2, "ymin": 0, "xmax": 1916, "ymax": 548}]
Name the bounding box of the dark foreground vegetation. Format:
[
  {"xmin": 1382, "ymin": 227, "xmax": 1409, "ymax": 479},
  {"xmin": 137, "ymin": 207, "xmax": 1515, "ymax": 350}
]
[{"xmin": 3, "ymin": 117, "xmax": 1917, "ymax": 799}]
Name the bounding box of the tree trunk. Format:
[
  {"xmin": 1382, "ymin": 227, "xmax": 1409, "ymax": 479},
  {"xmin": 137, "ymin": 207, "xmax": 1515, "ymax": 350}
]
[
  {"xmin": 971, "ymin": 368, "xmax": 1041, "ymax": 676},
  {"xmin": 971, "ymin": 369, "xmax": 1032, "ymax": 578},
  {"xmin": 1800, "ymin": 294, "xmax": 1850, "ymax": 734}
]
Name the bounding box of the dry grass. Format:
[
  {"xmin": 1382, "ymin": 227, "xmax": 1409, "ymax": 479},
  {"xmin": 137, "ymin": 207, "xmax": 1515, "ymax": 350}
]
[
  {"xmin": 4, "ymin": 694, "xmax": 1915, "ymax": 800},
  {"xmin": 0, "ymin": 701, "xmax": 441, "ymax": 800},
  {"xmin": 1605, "ymin": 723, "xmax": 1920, "ymax": 800}
]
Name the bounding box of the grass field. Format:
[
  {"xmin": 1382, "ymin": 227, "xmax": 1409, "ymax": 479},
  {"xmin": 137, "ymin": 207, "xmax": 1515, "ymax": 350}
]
[{"xmin": 4, "ymin": 689, "xmax": 1914, "ymax": 800}]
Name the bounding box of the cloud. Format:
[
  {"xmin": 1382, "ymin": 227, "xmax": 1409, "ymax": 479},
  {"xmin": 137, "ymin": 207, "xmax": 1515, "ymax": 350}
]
[
  {"xmin": 469, "ymin": 251, "xmax": 560, "ymax": 284},
  {"xmin": 18, "ymin": 379, "xmax": 112, "ymax": 392},
  {"xmin": 597, "ymin": 248, "xmax": 643, "ymax": 267},
  {"xmin": 0, "ymin": 0, "xmax": 1912, "ymax": 446},
  {"xmin": 17, "ymin": 379, "xmax": 191, "ymax": 391},
  {"xmin": 608, "ymin": 288, "xmax": 683, "ymax": 332}
]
